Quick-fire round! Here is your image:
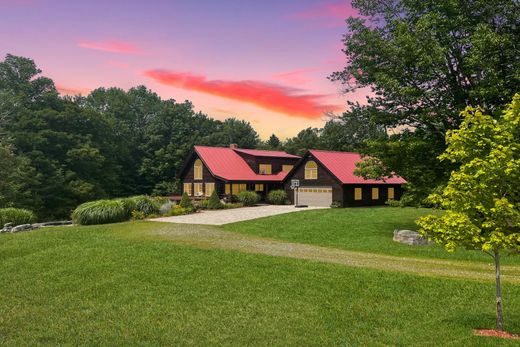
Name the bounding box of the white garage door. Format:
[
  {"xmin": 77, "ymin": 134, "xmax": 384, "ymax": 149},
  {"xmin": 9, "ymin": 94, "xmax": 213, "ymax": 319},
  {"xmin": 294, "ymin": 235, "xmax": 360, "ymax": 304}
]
[{"xmin": 296, "ymin": 187, "xmax": 333, "ymax": 207}]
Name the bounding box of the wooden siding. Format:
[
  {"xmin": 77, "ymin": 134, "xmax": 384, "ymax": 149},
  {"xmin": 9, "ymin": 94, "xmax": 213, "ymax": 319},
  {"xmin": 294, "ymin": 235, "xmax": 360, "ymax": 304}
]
[
  {"xmin": 284, "ymin": 155, "xmax": 343, "ymax": 205},
  {"xmin": 342, "ymin": 184, "xmax": 404, "ymax": 207}
]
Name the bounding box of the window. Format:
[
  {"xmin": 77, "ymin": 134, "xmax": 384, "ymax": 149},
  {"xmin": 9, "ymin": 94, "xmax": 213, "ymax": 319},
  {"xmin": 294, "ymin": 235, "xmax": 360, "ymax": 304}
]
[
  {"xmin": 194, "ymin": 159, "xmax": 203, "ymax": 180},
  {"xmin": 231, "ymin": 184, "xmax": 247, "ymax": 195},
  {"xmin": 388, "ymin": 187, "xmax": 395, "ymax": 200},
  {"xmin": 354, "ymin": 188, "xmax": 362, "ymax": 200},
  {"xmin": 183, "ymin": 183, "xmax": 192, "ymax": 196},
  {"xmin": 304, "ymin": 161, "xmax": 318, "ymax": 179},
  {"xmin": 372, "ymin": 187, "xmax": 379, "ymax": 200},
  {"xmin": 255, "ymin": 184, "xmax": 264, "ymax": 192},
  {"xmin": 205, "ymin": 183, "xmax": 215, "ymax": 197},
  {"xmin": 259, "ymin": 164, "xmax": 272, "ymax": 174},
  {"xmin": 194, "ymin": 183, "xmax": 203, "ymax": 196},
  {"xmin": 282, "ymin": 165, "xmax": 294, "ymax": 173},
  {"xmin": 225, "ymin": 184, "xmax": 231, "ymax": 195}
]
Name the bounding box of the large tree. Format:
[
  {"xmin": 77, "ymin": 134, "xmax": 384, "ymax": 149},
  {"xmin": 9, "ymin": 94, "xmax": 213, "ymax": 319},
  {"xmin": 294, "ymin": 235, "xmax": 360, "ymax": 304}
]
[
  {"xmin": 332, "ymin": 0, "xmax": 520, "ymax": 202},
  {"xmin": 417, "ymin": 95, "xmax": 520, "ymax": 331}
]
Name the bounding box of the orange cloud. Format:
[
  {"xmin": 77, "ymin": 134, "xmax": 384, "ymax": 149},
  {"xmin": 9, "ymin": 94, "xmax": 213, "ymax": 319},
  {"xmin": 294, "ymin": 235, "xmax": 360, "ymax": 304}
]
[
  {"xmin": 77, "ymin": 40, "xmax": 143, "ymax": 55},
  {"xmin": 144, "ymin": 70, "xmax": 342, "ymax": 119}
]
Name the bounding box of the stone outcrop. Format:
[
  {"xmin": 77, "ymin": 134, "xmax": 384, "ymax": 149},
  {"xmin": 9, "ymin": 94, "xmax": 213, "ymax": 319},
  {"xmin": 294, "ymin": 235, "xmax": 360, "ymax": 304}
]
[
  {"xmin": 0, "ymin": 220, "xmax": 72, "ymax": 234},
  {"xmin": 393, "ymin": 229, "xmax": 432, "ymax": 246}
]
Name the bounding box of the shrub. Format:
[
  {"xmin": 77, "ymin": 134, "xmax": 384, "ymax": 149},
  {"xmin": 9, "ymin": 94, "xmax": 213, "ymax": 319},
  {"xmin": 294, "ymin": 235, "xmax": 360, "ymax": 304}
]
[
  {"xmin": 267, "ymin": 190, "xmax": 287, "ymax": 205},
  {"xmin": 207, "ymin": 190, "xmax": 224, "ymax": 210},
  {"xmin": 168, "ymin": 205, "xmax": 195, "ymax": 216},
  {"xmin": 238, "ymin": 191, "xmax": 260, "ymax": 206},
  {"xmin": 0, "ymin": 208, "xmax": 36, "ymax": 228},
  {"xmin": 330, "ymin": 201, "xmax": 342, "ymax": 208},
  {"xmin": 222, "ymin": 202, "xmax": 244, "ymax": 209},
  {"xmin": 131, "ymin": 210, "xmax": 146, "ymax": 220},
  {"xmin": 386, "ymin": 199, "xmax": 402, "ymax": 208},
  {"xmin": 158, "ymin": 200, "xmax": 175, "ymax": 215},
  {"xmin": 196, "ymin": 199, "xmax": 209, "ymax": 210},
  {"xmin": 179, "ymin": 192, "xmax": 194, "ymax": 209},
  {"xmin": 128, "ymin": 195, "xmax": 160, "ymax": 215},
  {"xmin": 72, "ymin": 199, "xmax": 131, "ymax": 225}
]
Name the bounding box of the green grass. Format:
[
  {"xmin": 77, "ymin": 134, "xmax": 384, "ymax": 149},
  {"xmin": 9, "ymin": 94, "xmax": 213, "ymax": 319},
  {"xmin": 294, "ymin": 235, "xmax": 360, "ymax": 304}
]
[
  {"xmin": 223, "ymin": 207, "xmax": 520, "ymax": 264},
  {"xmin": 0, "ymin": 221, "xmax": 519, "ymax": 345}
]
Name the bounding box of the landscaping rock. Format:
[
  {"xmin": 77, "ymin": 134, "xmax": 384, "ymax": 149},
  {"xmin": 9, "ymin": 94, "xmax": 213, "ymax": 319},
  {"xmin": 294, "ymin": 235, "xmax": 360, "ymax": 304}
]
[
  {"xmin": 393, "ymin": 229, "xmax": 431, "ymax": 246},
  {"xmin": 10, "ymin": 224, "xmax": 35, "ymax": 233},
  {"xmin": 32, "ymin": 220, "xmax": 72, "ymax": 227}
]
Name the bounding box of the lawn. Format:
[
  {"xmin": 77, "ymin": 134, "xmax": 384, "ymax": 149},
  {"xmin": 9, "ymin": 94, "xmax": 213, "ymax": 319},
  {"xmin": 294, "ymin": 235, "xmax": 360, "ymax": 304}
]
[
  {"xmin": 224, "ymin": 207, "xmax": 520, "ymax": 264},
  {"xmin": 0, "ymin": 221, "xmax": 519, "ymax": 346}
]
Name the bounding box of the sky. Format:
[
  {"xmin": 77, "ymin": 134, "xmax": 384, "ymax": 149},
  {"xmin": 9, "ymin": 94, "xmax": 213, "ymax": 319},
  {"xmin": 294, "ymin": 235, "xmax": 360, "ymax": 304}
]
[{"xmin": 0, "ymin": 0, "xmax": 369, "ymax": 139}]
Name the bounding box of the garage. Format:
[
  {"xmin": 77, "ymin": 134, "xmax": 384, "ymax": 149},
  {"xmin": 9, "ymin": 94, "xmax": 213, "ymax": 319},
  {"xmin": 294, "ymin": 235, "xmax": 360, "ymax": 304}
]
[{"xmin": 295, "ymin": 187, "xmax": 332, "ymax": 207}]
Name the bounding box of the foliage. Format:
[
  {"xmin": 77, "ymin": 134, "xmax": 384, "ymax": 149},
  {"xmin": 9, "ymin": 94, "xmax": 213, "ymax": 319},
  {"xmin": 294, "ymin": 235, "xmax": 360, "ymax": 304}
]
[
  {"xmin": 179, "ymin": 192, "xmax": 194, "ymax": 209},
  {"xmin": 266, "ymin": 190, "xmax": 288, "ymax": 205},
  {"xmin": 222, "ymin": 202, "xmax": 244, "ymax": 209},
  {"xmin": 330, "ymin": 201, "xmax": 342, "ymax": 208},
  {"xmin": 417, "ymin": 95, "xmax": 520, "ymax": 330},
  {"xmin": 385, "ymin": 199, "xmax": 402, "ymax": 208},
  {"xmin": 237, "ymin": 191, "xmax": 260, "ymax": 206},
  {"xmin": 128, "ymin": 195, "xmax": 160, "ymax": 215},
  {"xmin": 283, "ymin": 128, "xmax": 322, "ymax": 156},
  {"xmin": 207, "ymin": 190, "xmax": 224, "ymax": 209},
  {"xmin": 131, "ymin": 210, "xmax": 146, "ymax": 220},
  {"xmin": 0, "ymin": 208, "xmax": 36, "ymax": 228},
  {"xmin": 168, "ymin": 205, "xmax": 195, "ymax": 216},
  {"xmin": 332, "ymin": 0, "xmax": 520, "ymax": 203},
  {"xmin": 71, "ymin": 199, "xmax": 131, "ymax": 225},
  {"xmin": 0, "ymin": 142, "xmax": 36, "ymax": 210}
]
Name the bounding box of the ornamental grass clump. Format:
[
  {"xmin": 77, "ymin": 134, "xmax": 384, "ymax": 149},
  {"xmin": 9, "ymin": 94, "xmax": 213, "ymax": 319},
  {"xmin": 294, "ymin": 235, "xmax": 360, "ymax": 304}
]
[
  {"xmin": 128, "ymin": 195, "xmax": 160, "ymax": 215},
  {"xmin": 238, "ymin": 191, "xmax": 260, "ymax": 206},
  {"xmin": 0, "ymin": 208, "xmax": 36, "ymax": 228},
  {"xmin": 72, "ymin": 199, "xmax": 131, "ymax": 225},
  {"xmin": 267, "ymin": 190, "xmax": 287, "ymax": 205}
]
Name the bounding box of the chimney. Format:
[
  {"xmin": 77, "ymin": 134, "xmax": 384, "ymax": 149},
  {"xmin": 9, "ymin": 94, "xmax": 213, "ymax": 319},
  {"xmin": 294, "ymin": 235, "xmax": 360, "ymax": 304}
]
[{"xmin": 229, "ymin": 143, "xmax": 238, "ymax": 149}]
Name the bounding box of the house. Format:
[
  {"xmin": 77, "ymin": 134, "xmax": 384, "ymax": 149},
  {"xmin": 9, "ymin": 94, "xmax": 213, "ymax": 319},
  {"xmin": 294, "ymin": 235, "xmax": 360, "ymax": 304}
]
[
  {"xmin": 283, "ymin": 150, "xmax": 406, "ymax": 207},
  {"xmin": 179, "ymin": 144, "xmax": 300, "ymax": 200},
  {"xmin": 179, "ymin": 145, "xmax": 406, "ymax": 207}
]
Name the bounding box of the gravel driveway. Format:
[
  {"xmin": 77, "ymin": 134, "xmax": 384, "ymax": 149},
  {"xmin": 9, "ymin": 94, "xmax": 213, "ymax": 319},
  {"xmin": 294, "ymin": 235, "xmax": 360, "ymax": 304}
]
[{"xmin": 150, "ymin": 205, "xmax": 326, "ymax": 225}]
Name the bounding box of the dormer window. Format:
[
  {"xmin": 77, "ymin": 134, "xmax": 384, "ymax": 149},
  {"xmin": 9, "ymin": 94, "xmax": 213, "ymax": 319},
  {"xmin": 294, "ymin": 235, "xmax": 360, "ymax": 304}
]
[
  {"xmin": 304, "ymin": 160, "xmax": 318, "ymax": 179},
  {"xmin": 194, "ymin": 159, "xmax": 203, "ymax": 180},
  {"xmin": 259, "ymin": 164, "xmax": 272, "ymax": 174}
]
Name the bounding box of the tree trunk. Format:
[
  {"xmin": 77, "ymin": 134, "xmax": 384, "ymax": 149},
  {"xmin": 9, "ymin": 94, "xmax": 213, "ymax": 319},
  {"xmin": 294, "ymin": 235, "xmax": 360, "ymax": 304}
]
[{"xmin": 494, "ymin": 251, "xmax": 504, "ymax": 331}]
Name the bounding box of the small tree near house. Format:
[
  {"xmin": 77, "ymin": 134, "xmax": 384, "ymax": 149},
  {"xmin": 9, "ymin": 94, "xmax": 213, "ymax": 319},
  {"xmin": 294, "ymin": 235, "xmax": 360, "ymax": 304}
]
[
  {"xmin": 179, "ymin": 192, "xmax": 194, "ymax": 210},
  {"xmin": 417, "ymin": 94, "xmax": 520, "ymax": 331}
]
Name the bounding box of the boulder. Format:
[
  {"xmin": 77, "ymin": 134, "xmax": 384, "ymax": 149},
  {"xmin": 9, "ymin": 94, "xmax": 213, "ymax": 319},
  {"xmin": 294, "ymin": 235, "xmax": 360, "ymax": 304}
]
[
  {"xmin": 10, "ymin": 224, "xmax": 34, "ymax": 233},
  {"xmin": 393, "ymin": 229, "xmax": 431, "ymax": 246}
]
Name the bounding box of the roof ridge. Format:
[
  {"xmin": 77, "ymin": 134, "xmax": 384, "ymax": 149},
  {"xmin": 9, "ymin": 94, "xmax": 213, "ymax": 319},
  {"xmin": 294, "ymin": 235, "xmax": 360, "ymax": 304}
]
[{"xmin": 310, "ymin": 149, "xmax": 361, "ymax": 155}]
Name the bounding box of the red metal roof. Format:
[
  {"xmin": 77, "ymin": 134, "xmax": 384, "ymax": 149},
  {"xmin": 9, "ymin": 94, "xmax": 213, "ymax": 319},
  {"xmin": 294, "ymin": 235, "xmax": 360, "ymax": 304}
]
[
  {"xmin": 194, "ymin": 146, "xmax": 291, "ymax": 182},
  {"xmin": 233, "ymin": 148, "xmax": 300, "ymax": 158},
  {"xmin": 309, "ymin": 150, "xmax": 407, "ymax": 184}
]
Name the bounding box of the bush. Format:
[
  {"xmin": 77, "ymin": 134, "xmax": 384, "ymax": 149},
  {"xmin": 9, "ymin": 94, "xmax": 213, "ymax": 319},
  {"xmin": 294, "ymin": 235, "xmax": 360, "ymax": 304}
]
[
  {"xmin": 330, "ymin": 201, "xmax": 342, "ymax": 208},
  {"xmin": 267, "ymin": 190, "xmax": 287, "ymax": 205},
  {"xmin": 207, "ymin": 190, "xmax": 224, "ymax": 209},
  {"xmin": 0, "ymin": 208, "xmax": 36, "ymax": 228},
  {"xmin": 168, "ymin": 205, "xmax": 196, "ymax": 216},
  {"xmin": 179, "ymin": 192, "xmax": 194, "ymax": 209},
  {"xmin": 128, "ymin": 195, "xmax": 160, "ymax": 215},
  {"xmin": 131, "ymin": 210, "xmax": 146, "ymax": 220},
  {"xmin": 196, "ymin": 199, "xmax": 209, "ymax": 210},
  {"xmin": 386, "ymin": 199, "xmax": 402, "ymax": 207},
  {"xmin": 222, "ymin": 202, "xmax": 244, "ymax": 209},
  {"xmin": 72, "ymin": 199, "xmax": 131, "ymax": 225},
  {"xmin": 238, "ymin": 191, "xmax": 260, "ymax": 206},
  {"xmin": 158, "ymin": 200, "xmax": 175, "ymax": 215}
]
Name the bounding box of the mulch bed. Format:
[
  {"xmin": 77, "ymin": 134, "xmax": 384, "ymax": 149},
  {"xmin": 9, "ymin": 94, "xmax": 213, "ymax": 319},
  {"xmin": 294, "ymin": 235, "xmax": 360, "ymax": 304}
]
[{"xmin": 474, "ymin": 329, "xmax": 520, "ymax": 340}]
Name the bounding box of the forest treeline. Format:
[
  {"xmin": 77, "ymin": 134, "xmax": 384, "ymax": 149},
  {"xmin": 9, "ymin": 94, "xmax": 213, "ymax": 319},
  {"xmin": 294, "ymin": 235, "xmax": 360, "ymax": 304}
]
[{"xmin": 0, "ymin": 54, "xmax": 383, "ymax": 219}]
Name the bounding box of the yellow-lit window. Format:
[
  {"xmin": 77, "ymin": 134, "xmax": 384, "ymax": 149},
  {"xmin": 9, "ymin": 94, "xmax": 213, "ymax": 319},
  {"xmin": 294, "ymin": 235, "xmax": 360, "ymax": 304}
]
[
  {"xmin": 372, "ymin": 188, "xmax": 379, "ymax": 200},
  {"xmin": 282, "ymin": 165, "xmax": 293, "ymax": 173},
  {"xmin": 304, "ymin": 161, "xmax": 318, "ymax": 179},
  {"xmin": 259, "ymin": 164, "xmax": 272, "ymax": 174},
  {"xmin": 388, "ymin": 187, "xmax": 395, "ymax": 200},
  {"xmin": 255, "ymin": 184, "xmax": 264, "ymax": 192},
  {"xmin": 231, "ymin": 183, "xmax": 247, "ymax": 195},
  {"xmin": 183, "ymin": 183, "xmax": 192, "ymax": 196},
  {"xmin": 194, "ymin": 183, "xmax": 203, "ymax": 196},
  {"xmin": 225, "ymin": 184, "xmax": 231, "ymax": 195},
  {"xmin": 205, "ymin": 183, "xmax": 215, "ymax": 197},
  {"xmin": 194, "ymin": 159, "xmax": 203, "ymax": 180},
  {"xmin": 354, "ymin": 188, "xmax": 362, "ymax": 200}
]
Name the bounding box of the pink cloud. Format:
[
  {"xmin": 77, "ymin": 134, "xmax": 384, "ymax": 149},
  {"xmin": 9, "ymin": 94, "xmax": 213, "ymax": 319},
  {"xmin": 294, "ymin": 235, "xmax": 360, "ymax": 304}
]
[
  {"xmin": 144, "ymin": 69, "xmax": 342, "ymax": 119},
  {"xmin": 77, "ymin": 40, "xmax": 143, "ymax": 55},
  {"xmin": 288, "ymin": 1, "xmax": 359, "ymax": 27},
  {"xmin": 55, "ymin": 84, "xmax": 90, "ymax": 96}
]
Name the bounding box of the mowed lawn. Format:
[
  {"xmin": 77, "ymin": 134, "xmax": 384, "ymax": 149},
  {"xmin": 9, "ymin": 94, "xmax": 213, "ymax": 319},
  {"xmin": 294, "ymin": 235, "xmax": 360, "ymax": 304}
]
[
  {"xmin": 224, "ymin": 207, "xmax": 520, "ymax": 264},
  {"xmin": 1, "ymin": 221, "xmax": 520, "ymax": 346}
]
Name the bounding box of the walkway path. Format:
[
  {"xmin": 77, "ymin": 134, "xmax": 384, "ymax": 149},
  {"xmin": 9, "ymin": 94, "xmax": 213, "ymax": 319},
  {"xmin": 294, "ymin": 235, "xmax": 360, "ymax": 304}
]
[
  {"xmin": 150, "ymin": 205, "xmax": 326, "ymax": 225},
  {"xmin": 146, "ymin": 222, "xmax": 520, "ymax": 284}
]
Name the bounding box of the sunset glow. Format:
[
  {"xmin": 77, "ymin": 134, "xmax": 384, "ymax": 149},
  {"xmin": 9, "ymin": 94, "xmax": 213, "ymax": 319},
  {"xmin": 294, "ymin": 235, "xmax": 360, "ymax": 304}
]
[{"xmin": 0, "ymin": 0, "xmax": 368, "ymax": 138}]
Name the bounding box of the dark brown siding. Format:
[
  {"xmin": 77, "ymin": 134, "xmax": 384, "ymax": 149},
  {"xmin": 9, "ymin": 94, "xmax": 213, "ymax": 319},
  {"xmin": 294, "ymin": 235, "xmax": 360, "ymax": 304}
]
[
  {"xmin": 284, "ymin": 155, "xmax": 343, "ymax": 205},
  {"xmin": 182, "ymin": 154, "xmax": 224, "ymax": 196},
  {"xmin": 235, "ymin": 152, "xmax": 299, "ymax": 174},
  {"xmin": 342, "ymin": 184, "xmax": 404, "ymax": 207}
]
